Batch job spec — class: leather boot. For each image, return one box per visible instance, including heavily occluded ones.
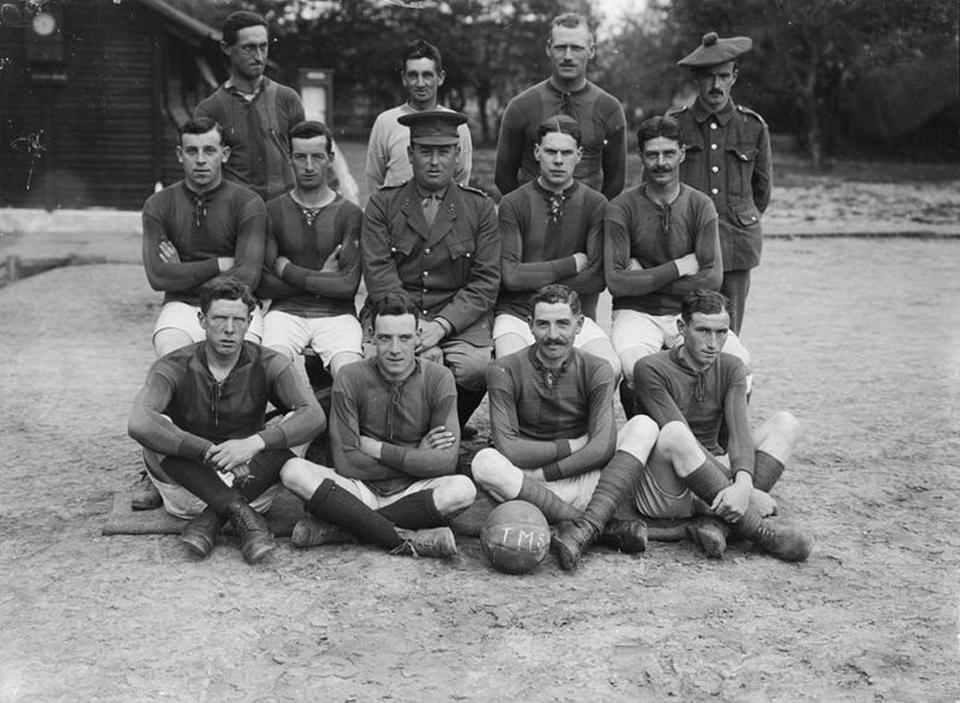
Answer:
[180,507,221,558]
[596,517,648,553]
[224,500,276,564]
[291,517,357,549]
[132,470,162,510]
[738,519,812,562]
[552,520,596,571]
[393,527,458,558]
[686,516,729,558]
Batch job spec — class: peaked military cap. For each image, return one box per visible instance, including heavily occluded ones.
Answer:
[678,32,753,68]
[398,110,468,146]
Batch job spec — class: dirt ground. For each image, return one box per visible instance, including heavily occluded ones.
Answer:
[1,233,958,702]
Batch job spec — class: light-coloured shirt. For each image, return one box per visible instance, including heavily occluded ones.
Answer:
[364,103,473,197]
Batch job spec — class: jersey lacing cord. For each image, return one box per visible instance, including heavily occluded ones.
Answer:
[694,372,705,402]
[660,201,672,239]
[385,381,404,441]
[210,380,223,426]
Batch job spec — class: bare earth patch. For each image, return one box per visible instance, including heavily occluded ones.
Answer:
[1,235,959,701]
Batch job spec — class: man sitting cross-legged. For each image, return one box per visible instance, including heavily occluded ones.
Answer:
[472,284,659,571]
[633,289,811,561]
[280,293,476,558]
[127,276,325,564]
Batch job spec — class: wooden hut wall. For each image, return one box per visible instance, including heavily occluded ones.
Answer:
[0,3,165,210]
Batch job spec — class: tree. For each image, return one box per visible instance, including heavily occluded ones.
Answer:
[600,0,959,165]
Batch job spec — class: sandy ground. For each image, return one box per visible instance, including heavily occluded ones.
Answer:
[1,233,958,701]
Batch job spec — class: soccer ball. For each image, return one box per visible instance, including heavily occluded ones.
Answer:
[479,500,550,574]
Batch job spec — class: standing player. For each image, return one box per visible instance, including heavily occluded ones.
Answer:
[136,117,267,509]
[495,115,618,376]
[257,121,364,379]
[472,284,659,571]
[605,115,750,416]
[633,289,810,561]
[365,39,473,197]
[280,293,475,558]
[128,277,325,564]
[495,12,626,200]
[669,32,772,335]
[362,110,500,431]
[196,11,305,202]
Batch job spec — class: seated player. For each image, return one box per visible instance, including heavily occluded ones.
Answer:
[633,289,811,561]
[494,115,619,377]
[127,277,325,564]
[280,293,476,559]
[257,120,364,378]
[605,115,750,415]
[142,117,267,358]
[472,284,659,571]
[135,117,268,510]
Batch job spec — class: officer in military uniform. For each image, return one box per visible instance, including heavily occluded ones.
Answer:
[362,110,500,430]
[668,32,772,335]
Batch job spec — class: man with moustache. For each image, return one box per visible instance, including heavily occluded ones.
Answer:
[473,284,659,571]
[362,110,500,431]
[669,32,772,335]
[196,10,305,202]
[494,115,618,377]
[605,115,751,417]
[495,12,627,200]
[365,39,473,196]
[257,121,364,379]
[128,277,325,564]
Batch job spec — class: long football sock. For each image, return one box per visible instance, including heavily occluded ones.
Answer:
[306,480,403,549]
[517,475,581,523]
[752,450,785,492]
[580,450,644,534]
[377,490,446,529]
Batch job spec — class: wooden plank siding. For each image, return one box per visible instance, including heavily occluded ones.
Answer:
[0,1,219,210]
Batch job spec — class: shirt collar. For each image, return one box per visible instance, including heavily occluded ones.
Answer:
[546,77,591,97]
[528,344,574,378]
[224,75,269,99]
[691,97,735,125]
[371,355,422,386]
[533,178,579,199]
[413,182,449,201]
[193,340,253,377]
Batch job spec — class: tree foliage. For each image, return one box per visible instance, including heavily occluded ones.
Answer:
[251,0,593,143]
[597,0,959,163]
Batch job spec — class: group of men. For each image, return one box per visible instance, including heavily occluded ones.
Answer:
[127,10,810,570]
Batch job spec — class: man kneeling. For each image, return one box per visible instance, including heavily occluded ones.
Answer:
[633,289,811,561]
[472,284,658,571]
[280,293,475,558]
[128,277,325,563]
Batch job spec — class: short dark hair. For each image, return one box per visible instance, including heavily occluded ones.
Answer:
[198,276,258,315]
[529,284,582,318]
[400,39,443,74]
[680,289,729,323]
[370,292,420,327]
[549,13,593,44]
[222,11,269,46]
[636,115,682,152]
[288,120,335,155]
[179,117,225,146]
[536,114,582,146]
